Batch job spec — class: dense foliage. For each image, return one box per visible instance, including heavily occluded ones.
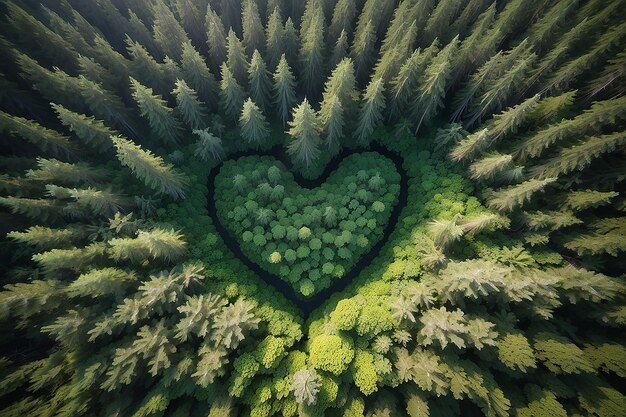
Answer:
[0,0,624,416]
[216,153,400,296]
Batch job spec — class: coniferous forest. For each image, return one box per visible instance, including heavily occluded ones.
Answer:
[0,0,625,415]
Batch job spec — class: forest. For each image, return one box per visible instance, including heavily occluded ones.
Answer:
[0,0,624,416]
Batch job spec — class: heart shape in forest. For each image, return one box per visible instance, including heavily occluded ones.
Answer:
[211,150,402,301]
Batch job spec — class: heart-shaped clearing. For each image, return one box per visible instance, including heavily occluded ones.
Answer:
[214,151,401,298]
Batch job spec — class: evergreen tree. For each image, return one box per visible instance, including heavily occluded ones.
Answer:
[180,41,218,107]
[152,1,190,61]
[411,36,459,133]
[172,79,208,130]
[299,8,326,98]
[248,50,272,114]
[226,29,249,86]
[422,0,465,46]
[111,135,186,199]
[329,29,349,70]
[130,77,183,144]
[205,5,228,69]
[389,44,438,121]
[126,37,169,96]
[355,78,386,144]
[283,17,299,68]
[265,7,285,71]
[242,0,265,57]
[219,63,245,123]
[51,103,115,152]
[321,95,344,151]
[0,111,73,157]
[193,128,225,162]
[319,58,358,124]
[239,98,270,148]
[350,19,376,85]
[371,21,418,86]
[273,54,297,127]
[328,0,357,46]
[287,99,321,167]
[488,178,558,212]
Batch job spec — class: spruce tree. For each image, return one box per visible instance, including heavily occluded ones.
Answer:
[355,78,386,144]
[219,63,245,123]
[180,41,218,107]
[283,17,300,68]
[321,95,344,151]
[193,128,225,162]
[329,29,349,70]
[111,135,186,199]
[239,98,270,148]
[242,0,265,57]
[126,37,169,96]
[350,19,376,85]
[205,5,228,69]
[265,7,285,71]
[130,77,183,144]
[172,79,208,130]
[287,98,321,167]
[299,8,326,98]
[226,29,249,86]
[389,44,438,121]
[273,54,297,127]
[411,36,460,133]
[51,103,115,152]
[248,50,272,114]
[0,111,73,157]
[328,0,357,45]
[152,1,189,61]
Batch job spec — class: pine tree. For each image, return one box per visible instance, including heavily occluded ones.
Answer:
[422,0,465,46]
[226,29,249,86]
[152,1,189,61]
[319,58,358,130]
[350,19,376,85]
[248,50,272,114]
[273,54,297,127]
[411,36,459,133]
[372,21,418,86]
[26,157,108,184]
[239,98,270,148]
[193,128,225,162]
[515,95,626,160]
[299,8,326,98]
[329,29,349,70]
[328,0,357,46]
[126,37,169,96]
[180,41,218,107]
[172,79,208,130]
[582,49,626,100]
[219,63,245,123]
[109,228,187,264]
[320,95,344,151]
[111,135,186,199]
[355,78,386,145]
[130,77,183,144]
[530,132,626,179]
[389,44,438,121]
[205,5,228,68]
[0,111,73,157]
[469,153,514,181]
[283,17,299,67]
[287,99,321,167]
[466,49,537,127]
[487,178,558,212]
[242,0,265,57]
[265,7,285,71]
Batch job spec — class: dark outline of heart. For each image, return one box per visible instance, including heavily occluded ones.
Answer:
[207,142,408,316]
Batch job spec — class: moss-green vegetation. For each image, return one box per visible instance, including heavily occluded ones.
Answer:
[1,0,625,416]
[216,153,400,296]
